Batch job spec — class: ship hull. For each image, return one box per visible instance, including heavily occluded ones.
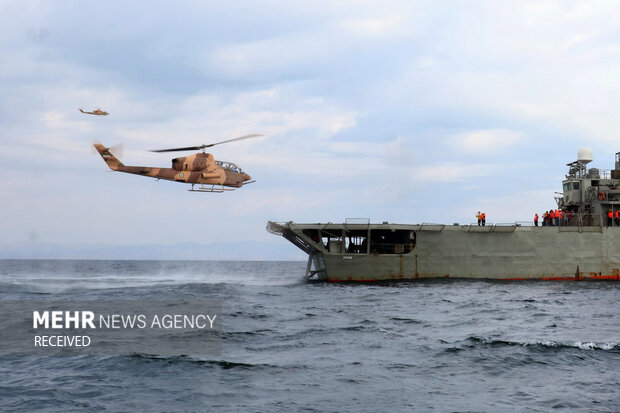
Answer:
[268,222,620,282]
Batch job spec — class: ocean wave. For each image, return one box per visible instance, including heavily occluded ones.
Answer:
[121,354,309,372]
[223,329,275,338]
[389,317,423,324]
[465,336,619,351]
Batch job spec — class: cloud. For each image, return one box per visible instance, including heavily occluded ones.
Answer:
[1,0,619,254]
[42,111,92,133]
[338,13,409,38]
[415,162,496,182]
[455,129,525,154]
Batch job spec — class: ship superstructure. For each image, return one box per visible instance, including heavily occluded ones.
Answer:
[268,149,620,282]
[558,148,620,225]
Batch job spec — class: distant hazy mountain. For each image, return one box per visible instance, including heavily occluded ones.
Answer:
[0,241,305,261]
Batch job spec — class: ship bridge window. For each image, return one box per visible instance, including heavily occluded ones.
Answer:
[563,183,571,192]
[345,230,368,254]
[572,182,580,190]
[370,230,415,255]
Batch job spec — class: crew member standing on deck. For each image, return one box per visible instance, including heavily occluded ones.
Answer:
[616,210,620,226]
[476,211,482,226]
[554,209,560,226]
[607,209,613,226]
[534,213,539,226]
[481,212,486,226]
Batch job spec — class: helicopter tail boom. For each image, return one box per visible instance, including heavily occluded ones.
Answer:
[93,143,125,171]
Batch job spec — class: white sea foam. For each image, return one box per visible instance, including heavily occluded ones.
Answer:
[574,341,617,350]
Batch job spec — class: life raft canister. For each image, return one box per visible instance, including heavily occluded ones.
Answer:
[598,192,606,201]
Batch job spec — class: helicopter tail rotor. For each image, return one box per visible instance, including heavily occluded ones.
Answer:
[92,142,123,158]
[109,143,124,159]
[93,143,125,171]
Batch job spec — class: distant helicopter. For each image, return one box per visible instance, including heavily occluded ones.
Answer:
[93,134,262,192]
[79,108,109,116]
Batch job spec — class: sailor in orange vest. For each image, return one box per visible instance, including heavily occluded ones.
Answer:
[607,209,613,226]
[481,212,486,226]
[554,209,560,226]
[615,210,620,226]
[534,213,539,226]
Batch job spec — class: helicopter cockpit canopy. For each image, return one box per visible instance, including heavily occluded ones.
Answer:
[216,160,244,174]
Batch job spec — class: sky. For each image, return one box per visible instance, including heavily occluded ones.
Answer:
[1,0,620,258]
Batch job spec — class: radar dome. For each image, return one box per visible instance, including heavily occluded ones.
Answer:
[578,147,593,164]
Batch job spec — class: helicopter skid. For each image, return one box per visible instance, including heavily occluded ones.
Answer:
[189,184,235,193]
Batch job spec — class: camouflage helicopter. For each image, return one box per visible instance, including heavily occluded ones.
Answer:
[79,108,109,116]
[93,134,261,192]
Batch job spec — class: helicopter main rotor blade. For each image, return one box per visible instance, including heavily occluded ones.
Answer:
[150,145,204,153]
[204,133,263,148]
[150,134,263,153]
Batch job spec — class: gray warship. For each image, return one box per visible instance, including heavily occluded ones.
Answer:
[267,148,620,282]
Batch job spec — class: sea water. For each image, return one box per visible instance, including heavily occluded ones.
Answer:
[0,260,618,412]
